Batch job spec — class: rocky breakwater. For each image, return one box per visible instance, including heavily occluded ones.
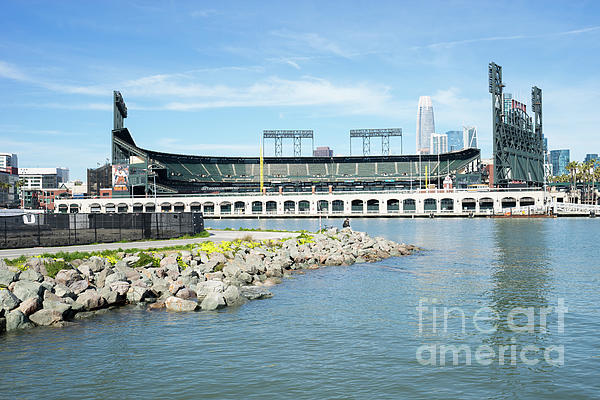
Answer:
[0,228,417,333]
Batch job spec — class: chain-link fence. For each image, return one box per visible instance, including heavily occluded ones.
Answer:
[0,212,204,249]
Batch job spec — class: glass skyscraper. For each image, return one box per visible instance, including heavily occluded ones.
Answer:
[550,149,570,176]
[445,130,463,151]
[416,96,435,154]
[430,133,448,154]
[463,126,478,148]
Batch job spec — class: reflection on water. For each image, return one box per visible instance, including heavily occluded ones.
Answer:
[1,218,599,399]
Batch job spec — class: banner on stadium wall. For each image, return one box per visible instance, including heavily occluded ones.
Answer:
[112,164,129,191]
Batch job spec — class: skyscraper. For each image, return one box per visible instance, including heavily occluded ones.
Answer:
[430,133,448,154]
[416,96,435,155]
[445,131,463,151]
[584,154,598,164]
[550,149,570,176]
[463,126,478,148]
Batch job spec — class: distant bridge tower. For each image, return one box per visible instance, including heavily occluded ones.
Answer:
[349,128,403,156]
[263,130,314,157]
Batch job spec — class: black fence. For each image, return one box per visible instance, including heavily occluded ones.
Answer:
[0,212,204,250]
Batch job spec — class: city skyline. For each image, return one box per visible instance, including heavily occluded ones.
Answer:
[1,1,599,179]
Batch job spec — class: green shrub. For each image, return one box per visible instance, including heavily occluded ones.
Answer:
[45,260,72,278]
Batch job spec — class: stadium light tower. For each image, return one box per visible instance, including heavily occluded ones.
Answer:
[263,130,314,157]
[349,129,403,156]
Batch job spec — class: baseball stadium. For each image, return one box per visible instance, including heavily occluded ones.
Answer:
[110,92,482,197]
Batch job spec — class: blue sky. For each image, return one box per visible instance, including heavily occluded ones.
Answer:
[1,0,599,180]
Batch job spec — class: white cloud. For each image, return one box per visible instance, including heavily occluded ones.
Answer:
[415,26,600,50]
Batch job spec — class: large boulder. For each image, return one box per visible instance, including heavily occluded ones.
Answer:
[17,297,41,316]
[99,287,125,306]
[104,272,127,287]
[223,285,244,306]
[165,296,197,312]
[76,290,106,310]
[55,269,81,287]
[69,280,90,295]
[126,286,154,303]
[0,289,20,311]
[240,286,273,300]
[12,281,44,302]
[54,283,75,299]
[200,292,226,311]
[195,280,224,300]
[6,309,34,331]
[87,256,107,273]
[18,268,44,282]
[176,287,196,300]
[25,258,48,276]
[109,281,130,296]
[29,309,63,326]
[0,269,19,286]
[42,300,72,318]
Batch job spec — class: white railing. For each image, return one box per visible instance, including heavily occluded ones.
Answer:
[553,202,600,213]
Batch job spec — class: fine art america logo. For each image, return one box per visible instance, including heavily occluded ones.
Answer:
[415,298,567,367]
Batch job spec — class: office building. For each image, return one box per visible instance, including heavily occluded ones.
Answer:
[445,131,463,151]
[19,167,69,190]
[430,133,448,155]
[584,154,598,164]
[313,146,334,157]
[550,149,570,176]
[0,152,18,173]
[463,126,478,149]
[416,96,435,154]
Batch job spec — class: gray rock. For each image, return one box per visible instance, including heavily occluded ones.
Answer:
[25,258,48,276]
[77,264,94,278]
[0,269,19,286]
[122,255,140,267]
[222,262,242,278]
[18,268,43,282]
[200,292,226,311]
[195,280,224,300]
[0,289,20,311]
[12,281,44,302]
[109,281,130,296]
[87,256,107,272]
[6,309,34,331]
[114,265,140,282]
[99,287,125,306]
[165,296,197,312]
[76,290,106,310]
[69,279,90,294]
[104,272,127,286]
[29,309,63,326]
[42,300,71,317]
[240,286,273,300]
[17,297,41,316]
[126,286,154,303]
[223,285,244,306]
[55,269,81,287]
[176,287,196,300]
[54,283,75,298]
[95,267,111,288]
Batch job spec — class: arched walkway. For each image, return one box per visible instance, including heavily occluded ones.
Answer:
[351,199,364,213]
[387,199,400,213]
[424,198,437,212]
[403,199,416,212]
[367,199,379,213]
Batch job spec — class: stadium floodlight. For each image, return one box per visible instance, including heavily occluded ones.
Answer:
[349,128,402,156]
[489,62,544,187]
[113,91,127,130]
[263,130,314,157]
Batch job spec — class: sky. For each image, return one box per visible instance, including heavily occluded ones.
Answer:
[1,0,599,180]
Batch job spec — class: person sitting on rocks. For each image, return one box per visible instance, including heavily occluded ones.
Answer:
[342,218,350,228]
